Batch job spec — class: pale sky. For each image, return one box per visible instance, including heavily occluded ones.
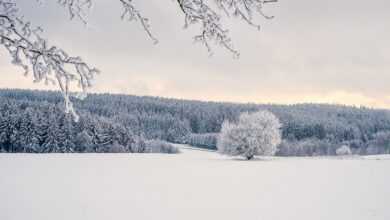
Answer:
[1,0,390,108]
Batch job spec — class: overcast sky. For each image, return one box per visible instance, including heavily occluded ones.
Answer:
[1,0,390,108]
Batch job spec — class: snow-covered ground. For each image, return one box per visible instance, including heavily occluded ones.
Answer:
[1,145,389,220]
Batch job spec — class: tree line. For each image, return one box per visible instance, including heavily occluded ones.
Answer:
[1,89,390,155]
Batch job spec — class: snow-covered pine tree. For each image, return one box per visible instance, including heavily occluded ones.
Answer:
[41,108,62,152]
[74,130,94,152]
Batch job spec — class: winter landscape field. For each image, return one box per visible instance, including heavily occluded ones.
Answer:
[2,1,390,220]
[1,145,389,220]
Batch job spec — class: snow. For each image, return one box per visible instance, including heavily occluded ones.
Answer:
[1,145,389,220]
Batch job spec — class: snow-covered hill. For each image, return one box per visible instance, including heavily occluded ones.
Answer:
[1,146,389,220]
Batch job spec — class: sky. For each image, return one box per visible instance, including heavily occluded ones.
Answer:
[1,0,390,108]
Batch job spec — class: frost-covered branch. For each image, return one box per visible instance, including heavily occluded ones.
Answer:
[0,0,99,121]
[177,0,238,57]
[55,0,158,43]
[56,0,277,56]
[176,0,276,57]
[214,0,277,26]
[56,0,93,24]
[119,0,158,44]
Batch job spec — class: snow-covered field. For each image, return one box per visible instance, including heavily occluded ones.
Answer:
[1,145,389,220]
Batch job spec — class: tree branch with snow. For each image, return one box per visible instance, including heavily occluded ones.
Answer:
[0,0,99,121]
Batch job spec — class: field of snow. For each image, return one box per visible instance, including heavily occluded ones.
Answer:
[1,145,389,220]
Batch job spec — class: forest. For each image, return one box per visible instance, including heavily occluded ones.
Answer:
[1,89,390,155]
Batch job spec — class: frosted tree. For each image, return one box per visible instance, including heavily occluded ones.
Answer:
[0,0,277,120]
[335,145,352,156]
[217,110,281,160]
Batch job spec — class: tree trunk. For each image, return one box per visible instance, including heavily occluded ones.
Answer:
[246,155,254,160]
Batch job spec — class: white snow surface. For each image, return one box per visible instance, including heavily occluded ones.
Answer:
[1,145,389,220]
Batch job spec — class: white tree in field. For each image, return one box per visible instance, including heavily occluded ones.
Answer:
[336,145,352,156]
[217,111,281,160]
[0,0,276,120]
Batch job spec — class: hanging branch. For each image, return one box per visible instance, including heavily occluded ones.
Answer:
[0,0,99,121]
[119,0,158,44]
[176,0,277,57]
